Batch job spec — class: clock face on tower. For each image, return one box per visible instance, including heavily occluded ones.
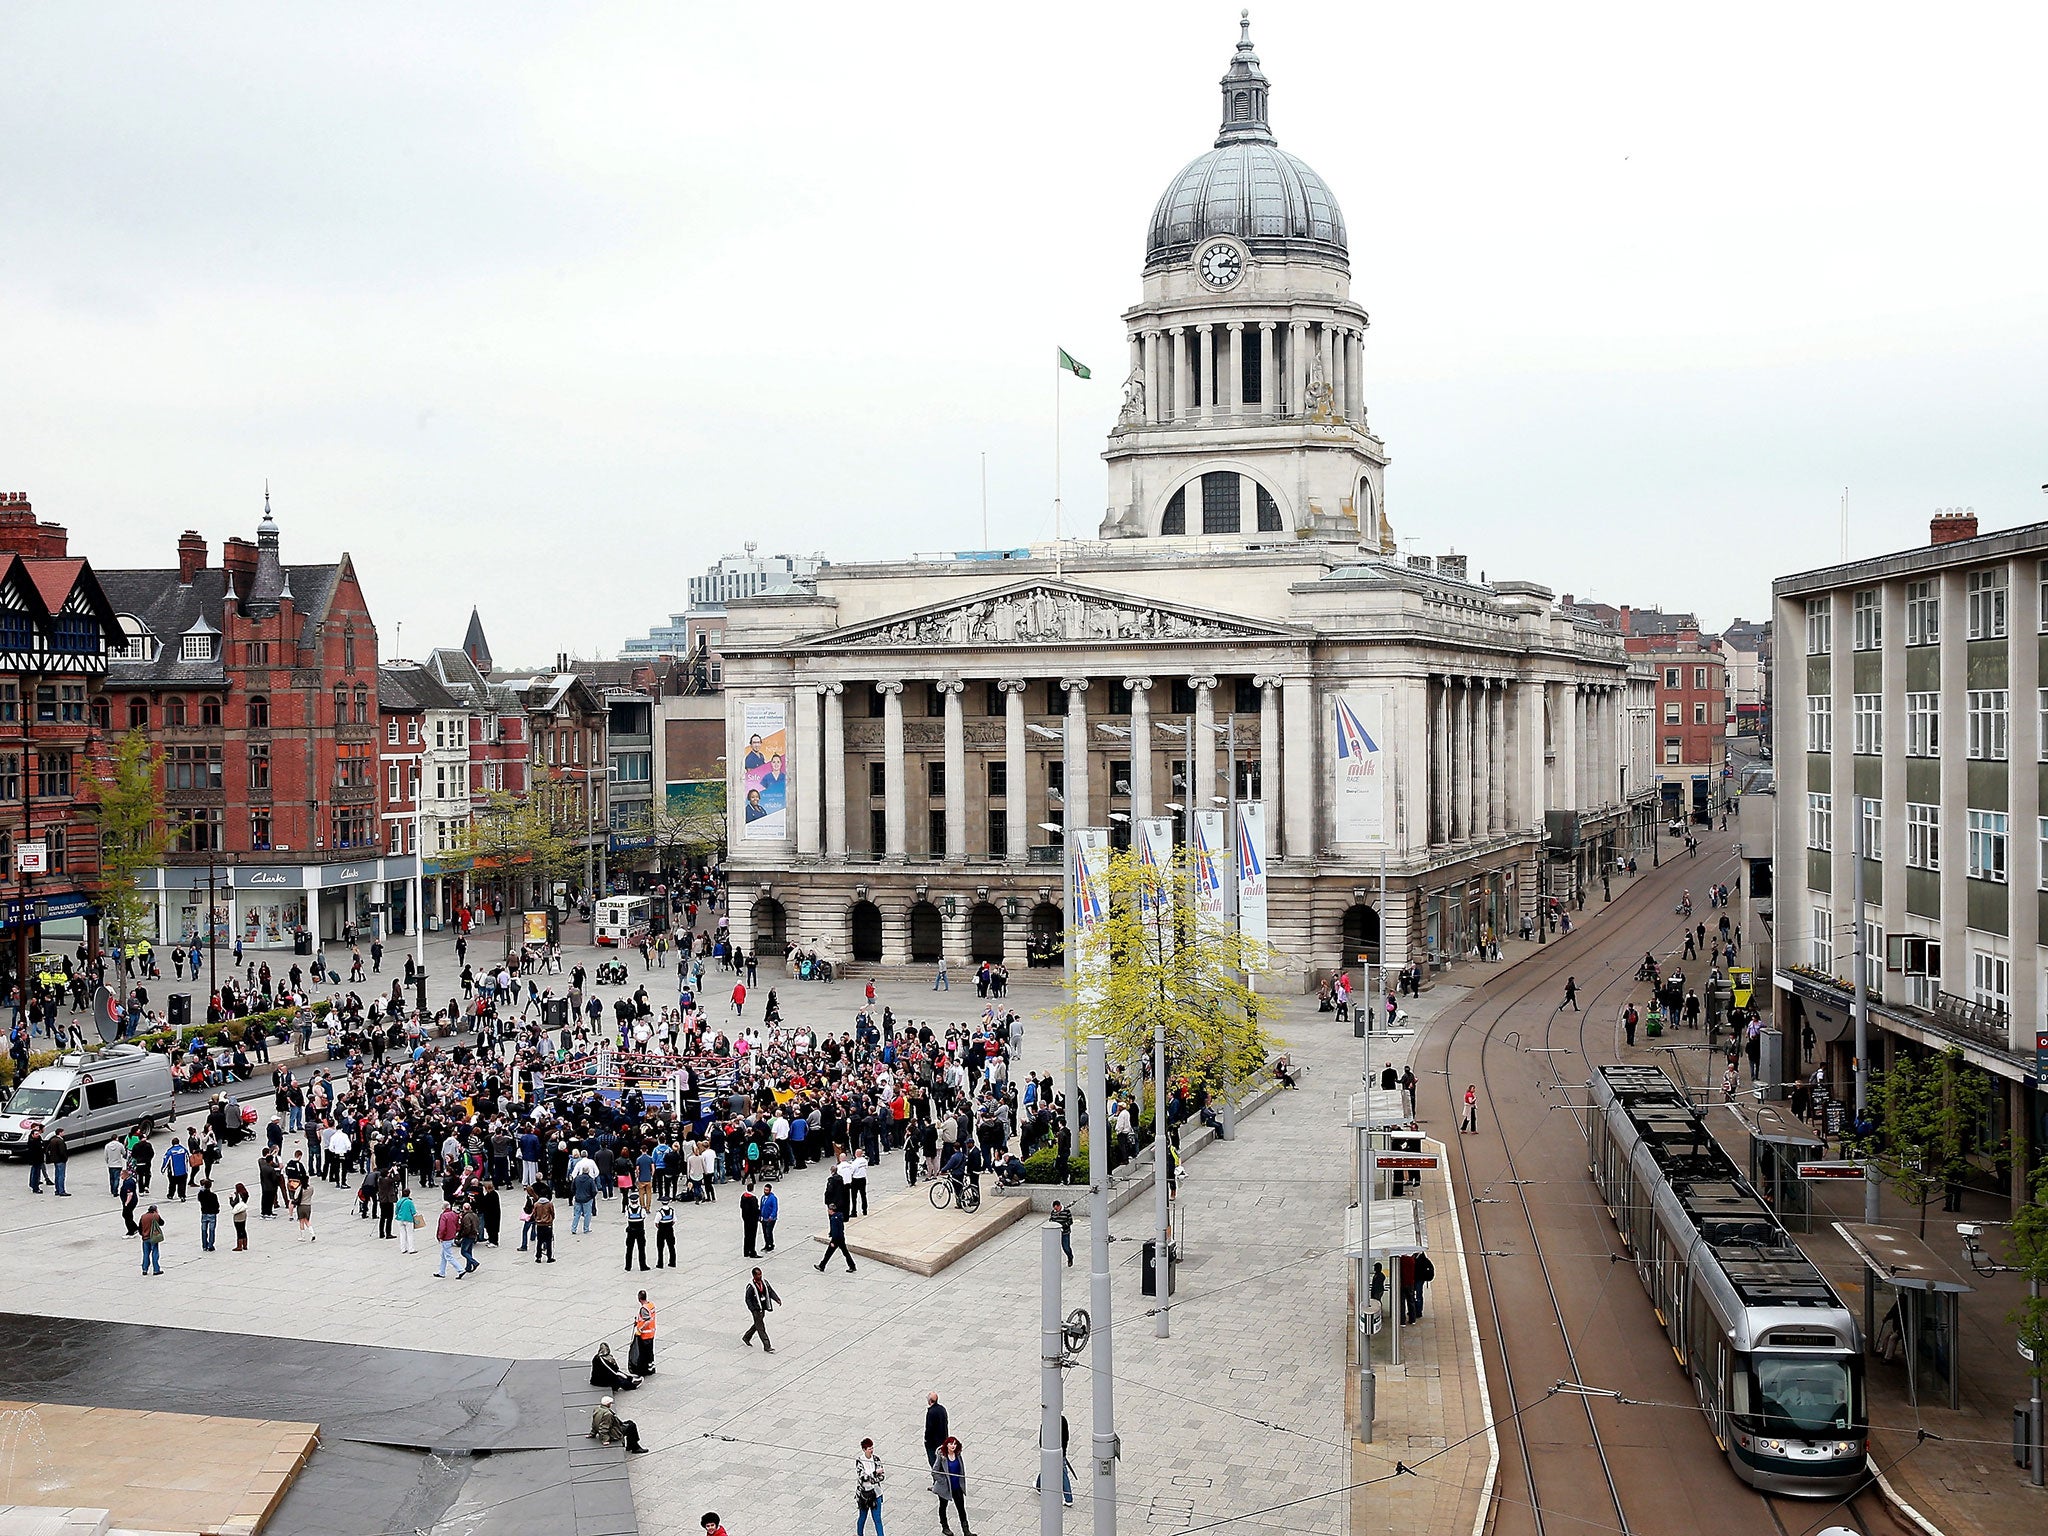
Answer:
[1195,240,1244,290]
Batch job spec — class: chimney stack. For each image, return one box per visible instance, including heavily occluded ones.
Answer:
[1930,507,1978,546]
[176,531,208,584]
[221,536,259,593]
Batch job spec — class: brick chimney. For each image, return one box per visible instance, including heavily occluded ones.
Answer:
[1618,603,1632,634]
[177,530,207,584]
[1930,508,1978,546]
[221,536,259,593]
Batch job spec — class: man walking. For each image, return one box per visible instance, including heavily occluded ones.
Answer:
[924,1392,949,1467]
[1623,1004,1639,1046]
[435,1201,464,1278]
[817,1170,857,1273]
[741,1266,780,1353]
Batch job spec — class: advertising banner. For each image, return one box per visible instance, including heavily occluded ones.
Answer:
[1235,800,1269,964]
[1331,693,1387,843]
[1193,809,1229,931]
[1073,826,1112,1010]
[1137,816,1176,962]
[739,700,789,842]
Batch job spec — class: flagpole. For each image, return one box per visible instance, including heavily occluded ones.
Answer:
[1054,351,1064,581]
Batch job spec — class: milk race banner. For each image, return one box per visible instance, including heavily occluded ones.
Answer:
[1331,693,1387,843]
[739,699,789,842]
[1137,816,1177,961]
[1192,809,1229,931]
[1072,826,1113,1008]
[1234,801,1269,963]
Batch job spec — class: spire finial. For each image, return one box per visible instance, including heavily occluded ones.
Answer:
[264,479,271,517]
[1215,9,1274,146]
[1240,9,1252,47]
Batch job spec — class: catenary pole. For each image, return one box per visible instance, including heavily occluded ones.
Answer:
[1853,795,1879,1224]
[1155,1021,1170,1337]
[1042,1220,1066,1534]
[1088,1033,1118,1535]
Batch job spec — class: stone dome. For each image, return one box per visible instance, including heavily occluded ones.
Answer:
[1143,16,1348,275]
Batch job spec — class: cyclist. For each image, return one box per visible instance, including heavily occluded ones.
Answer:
[942,1144,971,1210]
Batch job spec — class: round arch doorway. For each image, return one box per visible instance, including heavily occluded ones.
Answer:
[849,901,883,964]
[968,902,1005,963]
[1340,903,1380,976]
[908,901,944,964]
[751,897,788,953]
[1028,901,1064,968]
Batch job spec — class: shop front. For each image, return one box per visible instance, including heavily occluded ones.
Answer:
[313,859,380,944]
[230,865,308,951]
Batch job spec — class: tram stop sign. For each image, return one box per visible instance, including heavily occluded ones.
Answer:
[2037,1030,2048,1079]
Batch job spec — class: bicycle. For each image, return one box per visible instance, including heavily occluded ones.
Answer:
[928,1178,981,1213]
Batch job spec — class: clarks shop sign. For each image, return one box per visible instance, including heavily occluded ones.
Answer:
[327,863,374,884]
[232,867,304,889]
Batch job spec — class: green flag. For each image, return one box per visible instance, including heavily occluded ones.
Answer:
[1057,348,1091,380]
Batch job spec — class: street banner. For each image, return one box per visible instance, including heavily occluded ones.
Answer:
[1193,809,1228,931]
[1073,826,1112,1009]
[739,698,789,842]
[1331,693,1387,843]
[1235,801,1269,964]
[1138,816,1177,962]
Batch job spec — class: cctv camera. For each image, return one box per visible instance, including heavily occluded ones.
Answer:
[1956,1223,1982,1240]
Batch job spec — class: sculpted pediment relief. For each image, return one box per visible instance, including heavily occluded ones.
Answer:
[806,583,1300,650]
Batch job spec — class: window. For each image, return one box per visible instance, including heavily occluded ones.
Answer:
[1664,739,1681,764]
[1905,692,1939,757]
[167,696,186,727]
[335,743,371,789]
[244,640,270,666]
[1255,484,1282,532]
[2041,561,2048,631]
[1047,760,1065,795]
[386,763,404,802]
[1967,689,2008,760]
[1861,797,1882,860]
[1852,694,1882,754]
[200,695,220,726]
[173,807,221,853]
[1664,666,1681,689]
[1863,918,1884,992]
[334,687,348,725]
[1664,703,1681,724]
[986,761,1008,797]
[1806,694,1832,753]
[35,751,70,799]
[1694,701,1708,725]
[1851,589,1881,651]
[408,718,420,744]
[611,752,651,783]
[868,761,886,797]
[247,695,268,728]
[1694,666,1708,690]
[0,753,16,800]
[1811,906,1834,972]
[1971,951,2011,1016]
[924,682,946,717]
[1967,568,2007,639]
[248,744,269,790]
[331,807,373,849]
[1160,486,1185,536]
[1807,792,1832,851]
[387,719,400,744]
[1905,579,1939,646]
[927,761,945,796]
[1110,759,1132,796]
[354,687,368,725]
[127,697,148,730]
[342,629,356,673]
[870,807,887,852]
[2040,818,2048,891]
[1200,470,1239,535]
[1906,803,1940,870]
[51,616,96,654]
[90,695,109,730]
[987,809,1008,859]
[180,632,214,662]
[928,808,946,859]
[1967,809,2009,883]
[1805,597,1831,655]
[169,746,222,792]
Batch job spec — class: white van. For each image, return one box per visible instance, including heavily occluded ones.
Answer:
[595,895,652,947]
[0,1045,176,1154]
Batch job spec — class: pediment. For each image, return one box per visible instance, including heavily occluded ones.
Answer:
[802,581,1305,650]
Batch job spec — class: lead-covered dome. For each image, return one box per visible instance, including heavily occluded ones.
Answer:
[1144,16,1348,275]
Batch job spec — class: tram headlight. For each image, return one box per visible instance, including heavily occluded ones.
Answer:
[1759,1438,1786,1455]
[1827,1440,1860,1457]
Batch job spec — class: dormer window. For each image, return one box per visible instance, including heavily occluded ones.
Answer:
[116,616,157,661]
[0,611,31,652]
[181,633,216,662]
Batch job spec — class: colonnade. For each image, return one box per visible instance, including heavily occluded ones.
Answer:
[1130,316,1365,426]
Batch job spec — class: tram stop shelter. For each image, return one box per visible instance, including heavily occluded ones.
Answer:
[1832,1223,1975,1411]
[1733,1100,1824,1231]
[1345,1197,1427,1365]
[1346,1089,1409,1131]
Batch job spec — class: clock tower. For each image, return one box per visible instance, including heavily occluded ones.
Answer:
[1100,14,1393,552]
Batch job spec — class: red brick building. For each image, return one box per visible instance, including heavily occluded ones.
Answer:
[100,496,393,950]
[0,494,122,990]
[1574,600,1727,818]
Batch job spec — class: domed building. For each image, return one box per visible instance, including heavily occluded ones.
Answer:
[1100,16,1391,551]
[715,19,1658,988]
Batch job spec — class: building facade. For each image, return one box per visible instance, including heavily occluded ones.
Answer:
[719,24,1656,985]
[1721,616,1771,739]
[0,495,120,988]
[1625,627,1727,817]
[1770,510,2045,1207]
[378,661,472,929]
[101,497,404,948]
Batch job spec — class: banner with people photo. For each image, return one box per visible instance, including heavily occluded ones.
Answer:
[1330,692,1387,843]
[739,700,789,842]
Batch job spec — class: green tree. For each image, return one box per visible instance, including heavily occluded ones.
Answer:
[1053,844,1281,1102]
[450,770,582,962]
[2010,1159,2048,1389]
[649,802,725,876]
[1859,1046,1999,1239]
[89,729,171,959]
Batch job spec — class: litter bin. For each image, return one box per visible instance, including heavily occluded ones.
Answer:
[166,992,190,1030]
[1141,1238,1175,1298]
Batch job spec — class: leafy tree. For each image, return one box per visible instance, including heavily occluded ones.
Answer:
[1858,1046,1999,1239]
[649,802,725,877]
[1052,844,1281,1102]
[449,770,582,961]
[88,730,170,959]
[2011,1159,2048,1388]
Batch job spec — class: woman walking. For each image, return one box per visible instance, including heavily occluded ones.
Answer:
[930,1436,973,1536]
[395,1186,419,1253]
[229,1183,250,1250]
[294,1178,316,1241]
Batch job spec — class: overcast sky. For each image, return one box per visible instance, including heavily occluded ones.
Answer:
[6,2,2045,656]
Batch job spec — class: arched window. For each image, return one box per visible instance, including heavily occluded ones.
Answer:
[1256,484,1283,532]
[1201,470,1240,534]
[248,694,269,728]
[200,695,222,726]
[1233,90,1250,121]
[167,697,186,727]
[127,697,148,730]
[1160,486,1186,536]
[90,695,111,730]
[334,686,348,725]
[343,626,356,673]
[354,686,368,724]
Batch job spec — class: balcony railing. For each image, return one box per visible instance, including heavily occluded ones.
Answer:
[1929,989,2012,1052]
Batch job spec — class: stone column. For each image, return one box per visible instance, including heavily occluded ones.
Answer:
[1331,328,1346,423]
[938,680,966,864]
[1469,679,1488,842]
[1000,679,1028,865]
[1488,681,1507,835]
[1225,321,1243,415]
[1282,674,1314,858]
[823,682,847,860]
[1289,322,1307,415]
[794,685,821,857]
[1318,324,1333,401]
[1125,678,1154,820]
[1197,325,1215,423]
[1191,676,1219,816]
[1143,331,1161,425]
[1450,676,1470,843]
[1430,675,1451,848]
[879,681,906,861]
[1256,676,1281,835]
[1258,322,1275,417]
[1168,328,1185,421]
[1062,678,1091,832]
[1350,331,1365,419]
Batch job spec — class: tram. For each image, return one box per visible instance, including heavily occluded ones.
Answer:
[1587,1064,1867,1495]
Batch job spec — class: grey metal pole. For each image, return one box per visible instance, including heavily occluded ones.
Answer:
[2031,1274,2045,1485]
[1062,723,1079,1144]
[1852,796,1879,1223]
[1087,1033,1118,1535]
[1154,1022,1169,1338]
[1377,845,1388,1026]
[1042,1220,1067,1533]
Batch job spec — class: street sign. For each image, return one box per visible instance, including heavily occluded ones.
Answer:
[1797,1161,1867,1181]
[2036,1030,2047,1081]
[1374,1154,1439,1170]
[2021,1340,2036,1364]
[15,842,45,873]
